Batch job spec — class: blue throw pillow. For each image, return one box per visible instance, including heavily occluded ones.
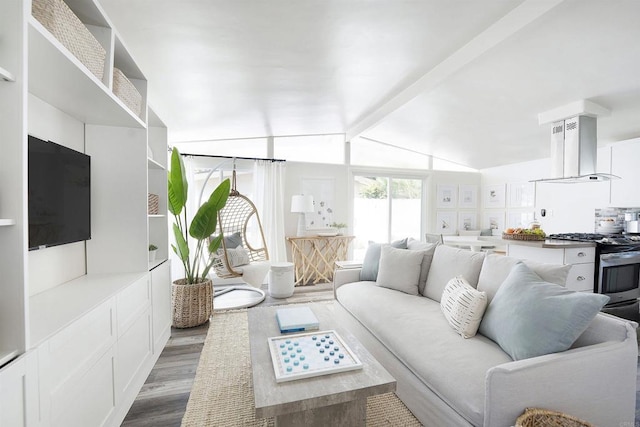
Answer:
[478,262,609,360]
[223,232,243,249]
[359,238,408,281]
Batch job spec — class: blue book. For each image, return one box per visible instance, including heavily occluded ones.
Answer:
[276,307,319,333]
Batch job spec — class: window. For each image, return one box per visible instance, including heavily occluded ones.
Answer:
[352,174,423,260]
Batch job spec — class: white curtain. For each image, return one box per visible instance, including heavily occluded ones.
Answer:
[253,160,287,262]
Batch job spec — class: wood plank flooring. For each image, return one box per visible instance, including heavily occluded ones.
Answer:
[122,282,640,426]
[121,282,334,427]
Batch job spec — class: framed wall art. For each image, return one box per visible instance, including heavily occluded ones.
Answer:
[458,184,478,209]
[436,184,457,208]
[483,184,506,208]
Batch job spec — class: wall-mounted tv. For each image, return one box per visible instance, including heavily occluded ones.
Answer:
[28,135,91,250]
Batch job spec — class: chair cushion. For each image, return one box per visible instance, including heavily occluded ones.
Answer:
[478,262,610,360]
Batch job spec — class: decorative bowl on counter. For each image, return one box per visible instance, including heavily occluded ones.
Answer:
[502,227,546,241]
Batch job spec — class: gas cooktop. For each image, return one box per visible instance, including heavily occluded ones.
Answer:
[548,233,640,246]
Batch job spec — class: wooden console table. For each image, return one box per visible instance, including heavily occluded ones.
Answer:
[287,235,354,285]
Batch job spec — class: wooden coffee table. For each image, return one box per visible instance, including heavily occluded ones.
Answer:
[248,302,396,426]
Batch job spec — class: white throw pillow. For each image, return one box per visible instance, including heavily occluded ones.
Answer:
[226,246,250,267]
[441,276,488,338]
[376,245,423,295]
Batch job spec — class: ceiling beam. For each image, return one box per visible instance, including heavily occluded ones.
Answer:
[346,0,566,141]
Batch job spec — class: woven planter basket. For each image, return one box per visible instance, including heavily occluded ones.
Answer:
[171,279,213,328]
[32,0,106,81]
[515,408,594,427]
[113,67,142,118]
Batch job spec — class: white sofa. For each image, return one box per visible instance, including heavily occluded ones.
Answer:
[333,243,638,427]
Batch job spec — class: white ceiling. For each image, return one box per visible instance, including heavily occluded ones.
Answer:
[99,0,640,170]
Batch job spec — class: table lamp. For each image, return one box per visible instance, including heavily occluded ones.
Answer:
[291,194,314,237]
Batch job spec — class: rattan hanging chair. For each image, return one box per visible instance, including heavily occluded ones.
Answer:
[211,169,269,279]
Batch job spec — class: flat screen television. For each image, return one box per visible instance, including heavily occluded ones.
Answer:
[28,135,91,250]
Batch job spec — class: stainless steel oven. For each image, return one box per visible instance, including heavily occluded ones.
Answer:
[597,250,640,305]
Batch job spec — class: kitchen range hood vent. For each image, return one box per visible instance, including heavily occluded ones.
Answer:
[531,102,620,183]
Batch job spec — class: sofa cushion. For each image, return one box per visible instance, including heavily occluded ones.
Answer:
[359,238,408,281]
[407,238,438,295]
[423,245,485,301]
[223,231,243,249]
[337,281,511,426]
[441,276,488,338]
[376,245,423,295]
[477,254,571,303]
[478,262,610,360]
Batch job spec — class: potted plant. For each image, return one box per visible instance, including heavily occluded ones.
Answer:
[168,147,230,328]
[148,244,158,262]
[331,222,347,235]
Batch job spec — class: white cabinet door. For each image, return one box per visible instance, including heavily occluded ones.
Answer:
[610,139,640,207]
[0,352,38,427]
[151,261,171,353]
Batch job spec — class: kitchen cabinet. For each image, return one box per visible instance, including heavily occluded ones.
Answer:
[507,244,595,292]
[610,138,640,207]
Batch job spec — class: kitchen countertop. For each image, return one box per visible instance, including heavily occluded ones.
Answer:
[443,235,596,250]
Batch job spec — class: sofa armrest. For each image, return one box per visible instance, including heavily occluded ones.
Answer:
[484,321,638,427]
[333,268,362,294]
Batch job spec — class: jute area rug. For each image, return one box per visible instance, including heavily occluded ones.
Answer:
[181,307,422,426]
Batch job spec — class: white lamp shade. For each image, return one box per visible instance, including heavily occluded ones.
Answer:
[291,195,314,213]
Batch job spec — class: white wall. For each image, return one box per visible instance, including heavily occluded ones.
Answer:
[28,95,87,296]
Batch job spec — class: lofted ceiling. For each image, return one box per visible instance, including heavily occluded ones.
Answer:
[99,0,640,170]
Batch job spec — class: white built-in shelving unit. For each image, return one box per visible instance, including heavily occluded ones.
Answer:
[0,1,170,426]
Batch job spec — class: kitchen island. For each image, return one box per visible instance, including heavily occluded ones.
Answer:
[442,236,596,293]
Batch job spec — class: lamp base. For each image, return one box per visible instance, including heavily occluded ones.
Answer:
[296,213,307,237]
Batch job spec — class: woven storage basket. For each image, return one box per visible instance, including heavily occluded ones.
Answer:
[32,0,106,81]
[516,408,594,427]
[502,232,545,241]
[113,67,142,118]
[148,193,159,215]
[171,279,213,328]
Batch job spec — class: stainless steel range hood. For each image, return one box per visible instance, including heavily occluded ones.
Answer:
[531,101,620,183]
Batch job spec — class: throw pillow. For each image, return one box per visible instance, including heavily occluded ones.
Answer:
[477,254,571,303]
[376,245,423,295]
[359,238,408,281]
[440,276,488,338]
[223,231,243,249]
[478,262,610,360]
[423,245,485,301]
[223,246,250,267]
[407,238,437,295]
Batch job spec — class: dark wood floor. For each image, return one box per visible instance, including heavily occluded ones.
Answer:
[122,282,640,426]
[121,282,334,427]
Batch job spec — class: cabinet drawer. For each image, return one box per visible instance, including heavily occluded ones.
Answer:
[116,307,152,395]
[565,263,595,292]
[43,299,115,389]
[564,247,596,265]
[117,274,151,334]
[507,245,564,265]
[51,347,116,427]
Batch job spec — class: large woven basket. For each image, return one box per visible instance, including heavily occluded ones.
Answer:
[516,408,594,427]
[32,0,106,81]
[113,67,142,118]
[171,279,213,328]
[502,232,545,241]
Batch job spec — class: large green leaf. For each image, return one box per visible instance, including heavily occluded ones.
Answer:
[172,222,189,262]
[189,200,219,240]
[207,178,231,210]
[189,179,230,240]
[167,148,188,215]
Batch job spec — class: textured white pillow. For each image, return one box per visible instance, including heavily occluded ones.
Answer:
[376,245,423,295]
[441,276,488,338]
